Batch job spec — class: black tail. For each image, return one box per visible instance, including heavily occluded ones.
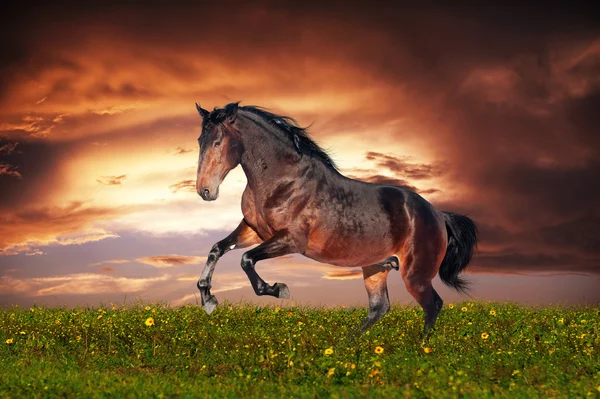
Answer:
[438,212,478,293]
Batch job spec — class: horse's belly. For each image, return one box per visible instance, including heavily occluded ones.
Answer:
[304,250,392,267]
[305,237,396,267]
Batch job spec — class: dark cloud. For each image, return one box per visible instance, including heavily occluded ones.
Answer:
[564,92,600,149]
[476,160,600,224]
[0,163,21,178]
[365,152,445,179]
[0,142,18,155]
[96,175,127,186]
[472,251,599,275]
[535,216,600,256]
[0,138,72,210]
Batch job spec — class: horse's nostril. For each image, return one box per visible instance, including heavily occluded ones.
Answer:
[202,189,210,198]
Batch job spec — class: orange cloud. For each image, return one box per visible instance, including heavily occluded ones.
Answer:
[169,180,195,193]
[364,152,445,180]
[0,163,21,178]
[0,273,170,296]
[174,147,193,155]
[136,255,207,268]
[96,174,127,186]
[0,2,598,308]
[0,142,18,155]
[322,269,363,280]
[0,202,121,255]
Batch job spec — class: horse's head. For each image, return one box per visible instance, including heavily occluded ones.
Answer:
[195,102,243,201]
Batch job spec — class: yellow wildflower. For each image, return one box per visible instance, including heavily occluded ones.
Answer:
[369,369,381,378]
[324,347,334,356]
[145,306,151,311]
[580,320,586,324]
[327,368,335,377]
[374,346,384,354]
[76,336,82,341]
[423,347,432,353]
[145,317,155,326]
[558,318,564,324]
[461,307,468,312]
[19,331,26,335]
[489,310,496,316]
[448,304,454,309]
[6,339,13,344]
[481,333,489,339]
[97,315,103,319]
[297,321,303,326]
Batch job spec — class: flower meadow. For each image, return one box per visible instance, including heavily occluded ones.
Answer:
[0,301,598,398]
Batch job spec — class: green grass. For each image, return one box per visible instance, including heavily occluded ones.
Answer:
[0,301,599,398]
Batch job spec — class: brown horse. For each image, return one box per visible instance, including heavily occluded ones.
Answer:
[195,102,478,336]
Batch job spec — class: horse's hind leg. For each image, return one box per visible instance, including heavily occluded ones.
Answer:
[359,264,391,334]
[402,268,443,337]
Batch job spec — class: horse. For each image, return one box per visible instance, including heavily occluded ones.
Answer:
[194,102,478,336]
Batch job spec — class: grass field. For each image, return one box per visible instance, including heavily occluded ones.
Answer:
[0,300,599,398]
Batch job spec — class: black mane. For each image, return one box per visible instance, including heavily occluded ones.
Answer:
[208,102,337,170]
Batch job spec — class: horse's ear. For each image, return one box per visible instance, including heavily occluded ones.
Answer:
[196,103,209,119]
[224,102,239,124]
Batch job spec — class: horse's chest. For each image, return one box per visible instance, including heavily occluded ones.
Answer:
[241,189,275,240]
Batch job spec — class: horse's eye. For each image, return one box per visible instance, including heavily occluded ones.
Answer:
[214,141,222,147]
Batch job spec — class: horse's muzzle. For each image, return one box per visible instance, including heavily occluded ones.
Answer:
[199,188,218,201]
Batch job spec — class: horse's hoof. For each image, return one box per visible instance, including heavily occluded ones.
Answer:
[203,295,218,314]
[276,283,290,299]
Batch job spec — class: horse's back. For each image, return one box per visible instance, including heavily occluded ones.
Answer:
[305,177,445,267]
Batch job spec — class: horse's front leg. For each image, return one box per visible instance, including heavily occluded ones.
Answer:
[198,219,262,314]
[240,229,304,299]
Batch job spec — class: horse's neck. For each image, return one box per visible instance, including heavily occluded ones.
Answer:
[239,129,305,190]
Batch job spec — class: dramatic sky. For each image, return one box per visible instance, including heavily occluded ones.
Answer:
[1,2,599,308]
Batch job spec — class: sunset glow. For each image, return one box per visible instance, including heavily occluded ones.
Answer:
[1,3,598,307]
